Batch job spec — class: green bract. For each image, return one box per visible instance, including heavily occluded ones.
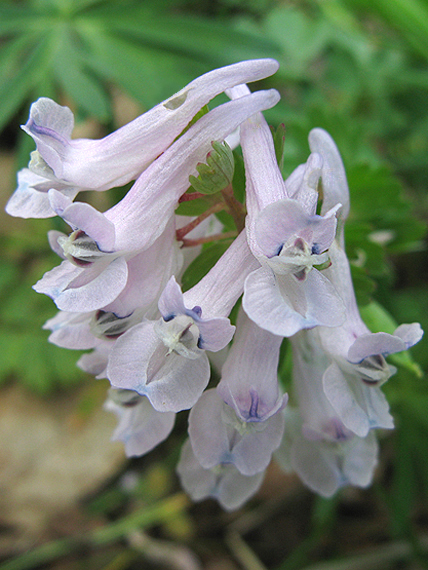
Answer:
[188,141,235,195]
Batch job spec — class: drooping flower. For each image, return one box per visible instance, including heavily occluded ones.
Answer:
[6,59,279,218]
[319,242,423,437]
[228,85,345,337]
[306,128,423,436]
[276,407,379,498]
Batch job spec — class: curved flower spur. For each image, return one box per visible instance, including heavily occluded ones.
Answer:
[6,59,279,218]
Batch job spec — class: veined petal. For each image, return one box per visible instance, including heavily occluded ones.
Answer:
[5,169,78,219]
[285,153,323,214]
[34,257,128,312]
[323,362,394,437]
[107,321,211,412]
[217,308,285,422]
[188,390,232,469]
[251,199,338,259]
[158,276,188,320]
[348,323,424,364]
[44,310,100,349]
[232,412,285,476]
[177,439,265,511]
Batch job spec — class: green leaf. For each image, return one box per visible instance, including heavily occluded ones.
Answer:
[181,240,231,292]
[175,195,214,217]
[53,27,111,120]
[349,263,376,306]
[0,32,55,133]
[79,30,205,109]
[231,150,246,204]
[85,5,280,66]
[0,5,43,35]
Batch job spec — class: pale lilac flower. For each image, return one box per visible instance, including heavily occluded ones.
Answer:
[104,389,175,458]
[177,439,265,511]
[304,128,423,437]
[35,209,181,313]
[6,59,279,218]
[189,389,285,476]
[319,242,423,437]
[33,89,279,313]
[107,231,259,412]
[228,86,345,336]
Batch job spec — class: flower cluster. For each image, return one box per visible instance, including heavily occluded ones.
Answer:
[7,60,423,510]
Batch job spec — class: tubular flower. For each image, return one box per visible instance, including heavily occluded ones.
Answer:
[32,88,279,313]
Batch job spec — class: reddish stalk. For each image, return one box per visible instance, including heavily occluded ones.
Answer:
[181,231,237,248]
[176,202,224,242]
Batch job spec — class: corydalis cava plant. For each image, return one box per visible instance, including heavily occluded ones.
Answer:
[5,59,423,512]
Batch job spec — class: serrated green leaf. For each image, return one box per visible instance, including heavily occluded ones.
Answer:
[189,141,234,195]
[181,240,231,292]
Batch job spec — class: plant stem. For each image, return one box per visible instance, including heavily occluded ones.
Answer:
[221,184,246,233]
[176,202,225,241]
[0,493,189,570]
[178,192,206,202]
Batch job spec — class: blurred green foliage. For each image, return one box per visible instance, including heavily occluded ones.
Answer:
[1,0,428,568]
